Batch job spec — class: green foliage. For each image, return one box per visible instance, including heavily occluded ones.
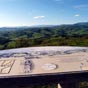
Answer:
[0,44,4,50]
[0,22,88,50]
[14,38,30,48]
[7,41,17,49]
[16,84,57,88]
[79,82,88,88]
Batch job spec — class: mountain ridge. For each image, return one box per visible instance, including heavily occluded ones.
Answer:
[0,22,88,31]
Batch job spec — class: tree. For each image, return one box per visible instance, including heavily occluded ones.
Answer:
[0,45,4,50]
[7,41,17,49]
[15,38,30,48]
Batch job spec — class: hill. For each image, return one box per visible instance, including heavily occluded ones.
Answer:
[0,22,88,50]
[0,22,88,36]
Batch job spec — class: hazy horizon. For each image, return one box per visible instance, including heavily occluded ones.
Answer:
[0,0,88,27]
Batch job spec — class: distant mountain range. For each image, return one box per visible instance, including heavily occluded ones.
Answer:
[0,22,88,31]
[0,22,88,38]
[74,22,88,26]
[0,22,88,50]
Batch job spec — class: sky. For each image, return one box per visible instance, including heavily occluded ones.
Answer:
[0,0,88,27]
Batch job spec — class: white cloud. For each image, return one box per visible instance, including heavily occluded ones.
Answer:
[54,0,62,1]
[74,14,80,17]
[33,16,45,19]
[0,0,23,2]
[54,0,64,3]
[74,4,88,9]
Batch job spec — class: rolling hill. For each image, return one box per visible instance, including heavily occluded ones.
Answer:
[0,22,88,50]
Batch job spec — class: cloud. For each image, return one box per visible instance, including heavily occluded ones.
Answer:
[54,0,64,3]
[0,0,17,2]
[0,0,23,2]
[33,16,45,19]
[74,14,80,17]
[74,4,88,9]
[54,0,62,1]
